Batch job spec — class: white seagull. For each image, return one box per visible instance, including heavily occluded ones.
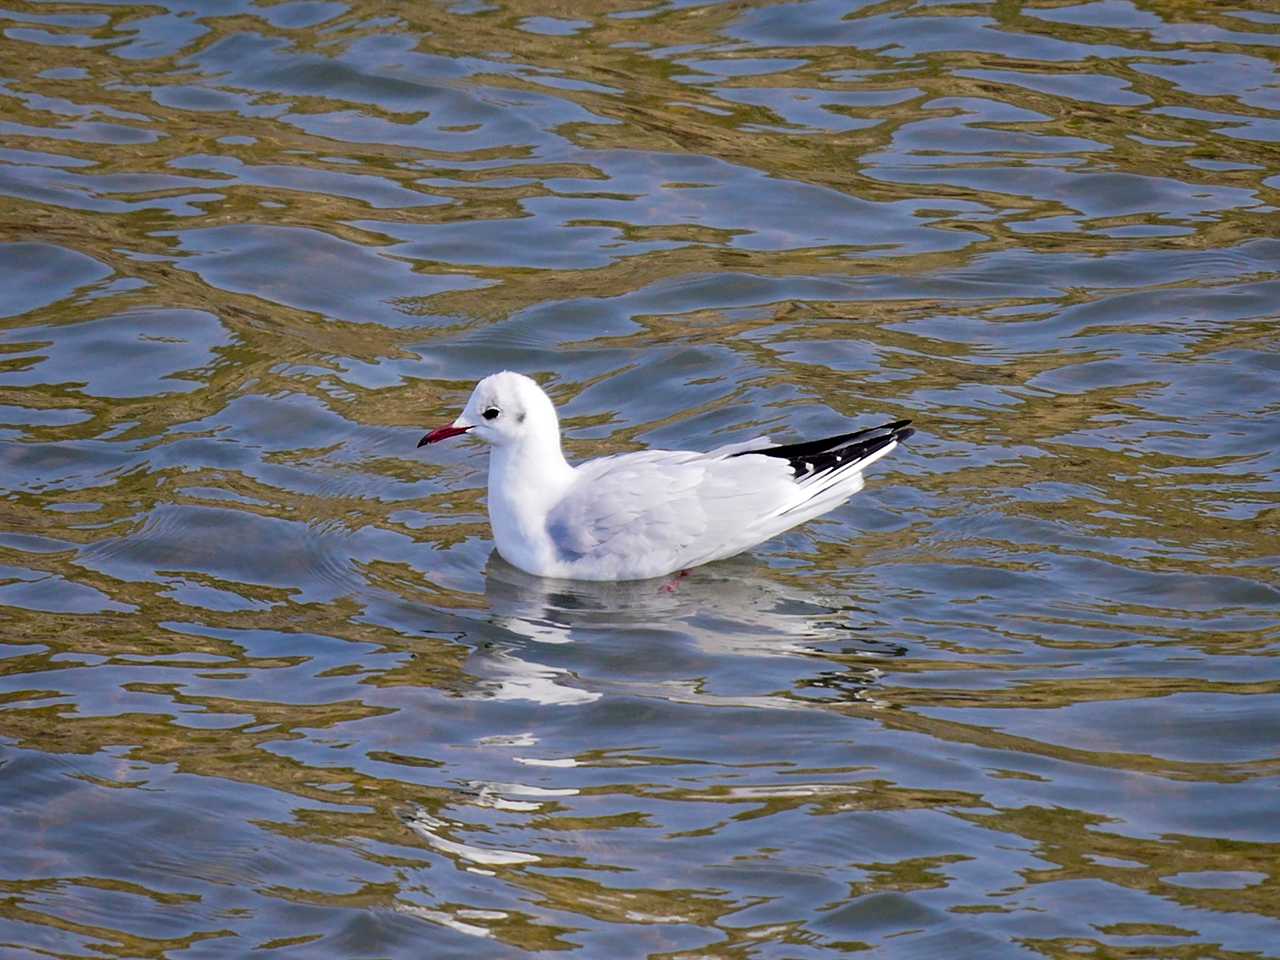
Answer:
[419,372,912,581]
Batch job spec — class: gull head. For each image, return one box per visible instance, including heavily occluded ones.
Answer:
[419,371,560,450]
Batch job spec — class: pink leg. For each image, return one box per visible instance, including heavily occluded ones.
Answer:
[659,570,690,593]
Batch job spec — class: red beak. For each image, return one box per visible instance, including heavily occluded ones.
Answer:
[418,425,471,447]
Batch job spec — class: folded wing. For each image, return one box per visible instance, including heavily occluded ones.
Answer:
[545,420,911,580]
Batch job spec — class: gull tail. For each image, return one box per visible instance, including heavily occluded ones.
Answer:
[732,419,914,521]
[730,419,913,479]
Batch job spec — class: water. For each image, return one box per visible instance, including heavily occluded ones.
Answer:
[1,1,1278,956]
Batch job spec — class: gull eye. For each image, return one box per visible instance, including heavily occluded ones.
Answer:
[482,407,500,421]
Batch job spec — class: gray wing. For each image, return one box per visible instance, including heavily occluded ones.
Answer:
[706,435,772,456]
[546,449,797,579]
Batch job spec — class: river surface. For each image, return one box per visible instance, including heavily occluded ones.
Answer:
[2,1,1279,957]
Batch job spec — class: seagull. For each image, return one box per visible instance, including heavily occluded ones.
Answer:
[419,371,913,581]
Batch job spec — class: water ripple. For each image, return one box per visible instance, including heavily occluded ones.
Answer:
[1,0,1278,956]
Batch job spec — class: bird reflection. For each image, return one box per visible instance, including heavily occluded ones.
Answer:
[455,552,897,707]
[483,552,851,649]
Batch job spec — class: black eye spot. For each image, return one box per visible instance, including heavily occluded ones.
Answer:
[483,407,500,421]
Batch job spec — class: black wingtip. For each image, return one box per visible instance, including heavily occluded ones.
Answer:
[732,417,915,478]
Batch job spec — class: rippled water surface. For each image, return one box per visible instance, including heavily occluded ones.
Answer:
[2,0,1279,956]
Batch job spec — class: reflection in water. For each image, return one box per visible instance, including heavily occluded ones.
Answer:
[484,553,871,649]
[472,554,893,706]
[1,0,1278,955]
